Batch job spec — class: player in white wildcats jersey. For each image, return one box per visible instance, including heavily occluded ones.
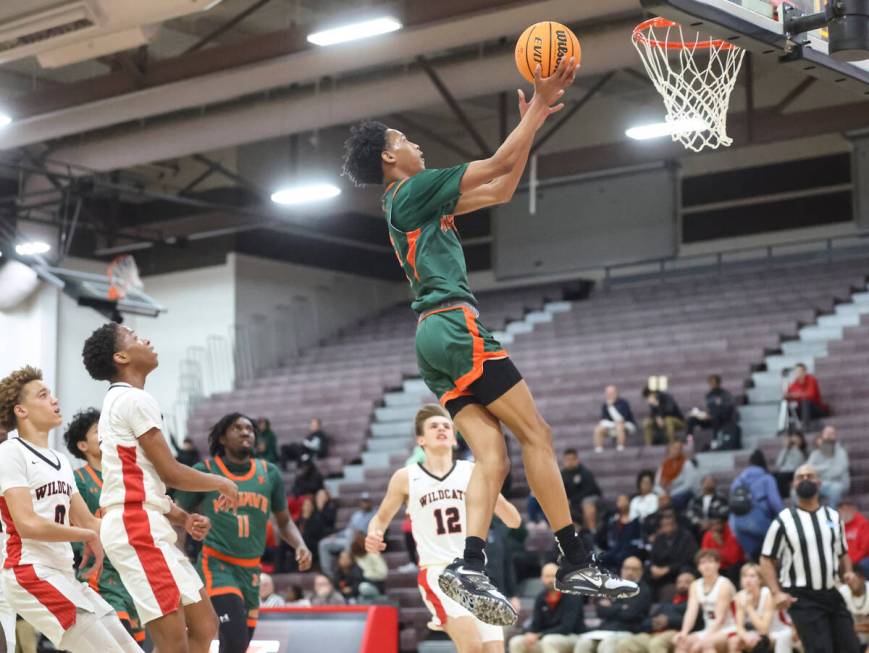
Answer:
[0,366,139,653]
[82,322,238,653]
[675,549,736,653]
[366,404,521,653]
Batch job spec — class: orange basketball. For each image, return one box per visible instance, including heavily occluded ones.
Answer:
[515,21,581,83]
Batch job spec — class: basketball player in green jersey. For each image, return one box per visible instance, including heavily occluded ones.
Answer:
[342,57,638,626]
[174,413,312,653]
[63,408,211,649]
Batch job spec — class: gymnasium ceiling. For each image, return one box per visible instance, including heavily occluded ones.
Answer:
[0,0,867,279]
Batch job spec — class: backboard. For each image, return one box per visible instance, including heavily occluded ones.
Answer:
[35,265,165,321]
[640,0,869,94]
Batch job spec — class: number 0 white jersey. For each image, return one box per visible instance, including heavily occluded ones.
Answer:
[407,460,473,568]
[0,437,76,571]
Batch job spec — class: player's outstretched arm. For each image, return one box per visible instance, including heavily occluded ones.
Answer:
[365,467,409,554]
[494,494,522,529]
[138,428,238,509]
[458,56,577,196]
[274,510,312,571]
[3,487,96,544]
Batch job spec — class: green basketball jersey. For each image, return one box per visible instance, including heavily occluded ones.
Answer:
[175,457,285,560]
[383,164,477,313]
[72,464,119,577]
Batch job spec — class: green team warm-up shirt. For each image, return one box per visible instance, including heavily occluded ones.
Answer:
[175,456,286,560]
[384,164,477,313]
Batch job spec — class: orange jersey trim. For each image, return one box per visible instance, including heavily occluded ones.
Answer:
[214,456,256,482]
[438,306,508,404]
[83,464,103,489]
[203,545,261,568]
[405,228,422,281]
[246,618,258,628]
[208,586,244,599]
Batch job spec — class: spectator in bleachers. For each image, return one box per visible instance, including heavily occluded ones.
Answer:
[526,494,548,529]
[685,375,740,451]
[773,430,807,498]
[561,448,602,532]
[315,488,338,533]
[291,454,325,497]
[785,363,829,425]
[175,436,201,467]
[318,493,375,576]
[259,573,286,607]
[574,557,651,653]
[686,475,729,536]
[806,426,850,508]
[350,532,388,596]
[615,570,697,653]
[630,471,659,522]
[597,494,642,572]
[838,569,869,650]
[309,574,346,606]
[334,550,364,601]
[506,562,585,653]
[486,517,520,608]
[277,496,321,571]
[280,417,330,469]
[283,584,310,607]
[647,510,698,602]
[256,417,279,464]
[699,508,744,583]
[729,450,783,560]
[654,440,699,512]
[594,385,637,453]
[642,388,685,445]
[732,562,794,653]
[673,550,736,653]
[838,498,869,579]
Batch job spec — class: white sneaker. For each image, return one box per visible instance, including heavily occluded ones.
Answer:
[594,447,603,453]
[616,445,624,452]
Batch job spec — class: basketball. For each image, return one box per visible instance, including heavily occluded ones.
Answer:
[515,21,581,83]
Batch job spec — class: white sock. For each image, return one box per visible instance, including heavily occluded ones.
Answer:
[594,447,603,453]
[616,445,624,451]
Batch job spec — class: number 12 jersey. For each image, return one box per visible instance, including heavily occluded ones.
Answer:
[406,460,474,568]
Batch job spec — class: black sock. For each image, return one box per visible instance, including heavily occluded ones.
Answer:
[463,536,487,570]
[554,525,592,566]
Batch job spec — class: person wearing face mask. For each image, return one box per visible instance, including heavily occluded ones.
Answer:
[806,426,850,508]
[759,464,860,653]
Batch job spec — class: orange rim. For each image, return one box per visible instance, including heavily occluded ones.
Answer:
[633,17,738,50]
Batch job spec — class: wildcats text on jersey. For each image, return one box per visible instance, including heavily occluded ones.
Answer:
[419,488,466,508]
[34,481,73,500]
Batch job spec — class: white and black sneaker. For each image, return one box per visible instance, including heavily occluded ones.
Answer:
[554,559,639,599]
[437,558,518,626]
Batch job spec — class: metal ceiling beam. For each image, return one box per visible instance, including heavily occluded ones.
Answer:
[773,77,817,114]
[388,114,479,161]
[416,55,492,157]
[531,71,614,154]
[537,100,869,179]
[183,0,277,54]
[191,154,266,198]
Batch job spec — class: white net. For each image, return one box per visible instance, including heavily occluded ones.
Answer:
[632,18,746,152]
[107,254,144,300]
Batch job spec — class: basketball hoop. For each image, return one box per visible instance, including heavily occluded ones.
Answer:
[107,255,144,301]
[632,17,746,152]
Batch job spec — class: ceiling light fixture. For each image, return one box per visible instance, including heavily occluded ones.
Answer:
[0,113,11,129]
[307,17,402,47]
[625,118,708,140]
[271,183,341,206]
[15,241,51,256]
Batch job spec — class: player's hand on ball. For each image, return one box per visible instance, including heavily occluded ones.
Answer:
[365,529,386,554]
[296,545,313,571]
[533,56,576,107]
[215,477,239,512]
[80,530,104,579]
[185,513,211,541]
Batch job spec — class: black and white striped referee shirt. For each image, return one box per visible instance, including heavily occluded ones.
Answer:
[761,506,848,591]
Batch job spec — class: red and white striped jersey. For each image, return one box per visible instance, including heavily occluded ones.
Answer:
[98,383,172,514]
[407,460,474,568]
[0,437,76,571]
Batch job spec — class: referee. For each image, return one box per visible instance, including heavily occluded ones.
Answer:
[759,463,861,653]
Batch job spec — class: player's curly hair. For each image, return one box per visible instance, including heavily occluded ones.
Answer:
[63,408,101,460]
[342,120,389,186]
[208,412,259,457]
[0,365,43,431]
[82,322,121,381]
